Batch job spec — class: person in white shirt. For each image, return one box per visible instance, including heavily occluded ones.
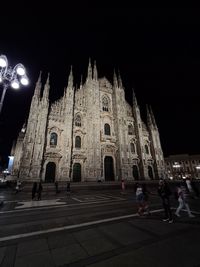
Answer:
[175,183,195,218]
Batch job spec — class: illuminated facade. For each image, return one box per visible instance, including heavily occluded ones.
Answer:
[165,154,200,179]
[11,61,165,182]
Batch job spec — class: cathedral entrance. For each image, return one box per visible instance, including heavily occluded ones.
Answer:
[73,163,81,182]
[132,165,139,180]
[148,165,154,180]
[104,156,114,181]
[45,162,56,183]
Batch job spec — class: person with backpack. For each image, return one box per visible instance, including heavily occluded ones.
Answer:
[175,183,195,218]
[158,179,173,223]
[135,183,145,216]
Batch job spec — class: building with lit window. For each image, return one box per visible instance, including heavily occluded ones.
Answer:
[11,60,165,182]
[165,154,200,179]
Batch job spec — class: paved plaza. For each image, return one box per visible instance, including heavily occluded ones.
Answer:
[0,184,199,266]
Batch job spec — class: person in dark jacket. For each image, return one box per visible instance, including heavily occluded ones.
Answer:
[32,182,37,200]
[66,182,71,197]
[37,182,43,200]
[158,180,173,223]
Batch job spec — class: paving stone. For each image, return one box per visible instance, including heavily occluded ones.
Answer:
[1,245,16,267]
[73,228,101,242]
[0,246,6,265]
[81,237,117,256]
[17,238,49,256]
[98,222,151,245]
[87,230,200,267]
[129,219,191,236]
[51,243,88,266]
[48,232,76,249]
[15,251,55,267]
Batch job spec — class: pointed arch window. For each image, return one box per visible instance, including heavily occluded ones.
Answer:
[75,114,81,127]
[128,124,134,135]
[130,143,136,154]
[104,123,111,135]
[75,136,81,148]
[102,96,109,112]
[145,144,149,154]
[50,133,58,146]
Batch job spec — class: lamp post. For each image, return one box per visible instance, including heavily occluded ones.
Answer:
[0,55,29,114]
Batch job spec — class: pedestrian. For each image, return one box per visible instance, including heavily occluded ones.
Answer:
[66,181,71,196]
[121,179,125,193]
[191,178,199,198]
[157,179,173,223]
[175,183,195,218]
[15,180,21,194]
[55,181,59,194]
[135,183,145,216]
[185,177,195,197]
[142,183,151,215]
[37,181,43,200]
[32,182,37,200]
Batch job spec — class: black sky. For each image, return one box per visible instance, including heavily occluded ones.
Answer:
[1,7,200,167]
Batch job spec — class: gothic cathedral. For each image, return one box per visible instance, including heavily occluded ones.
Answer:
[11,60,165,182]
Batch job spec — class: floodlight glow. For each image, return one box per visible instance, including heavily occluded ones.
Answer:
[11,80,20,89]
[20,77,29,85]
[0,56,7,67]
[196,166,200,170]
[16,66,25,76]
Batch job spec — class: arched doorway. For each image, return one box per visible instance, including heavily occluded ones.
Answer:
[132,165,139,180]
[148,165,154,180]
[73,163,81,182]
[104,156,114,181]
[45,162,56,183]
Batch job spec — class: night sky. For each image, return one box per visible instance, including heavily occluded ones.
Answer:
[1,8,200,167]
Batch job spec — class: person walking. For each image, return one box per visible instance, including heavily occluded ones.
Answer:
[66,181,71,197]
[135,183,145,216]
[55,181,59,194]
[175,183,195,218]
[15,180,21,194]
[121,179,125,194]
[32,182,37,200]
[158,180,173,223]
[142,183,151,215]
[37,182,43,200]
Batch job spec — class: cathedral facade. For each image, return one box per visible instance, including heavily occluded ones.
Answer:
[11,61,165,182]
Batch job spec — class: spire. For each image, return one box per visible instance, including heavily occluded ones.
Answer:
[113,69,118,88]
[34,71,42,97]
[118,69,123,88]
[146,105,153,126]
[80,75,83,89]
[149,105,157,128]
[93,61,98,80]
[21,122,26,133]
[87,58,92,80]
[132,88,138,106]
[42,73,50,100]
[67,66,73,88]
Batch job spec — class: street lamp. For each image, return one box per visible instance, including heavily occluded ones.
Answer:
[0,55,29,114]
